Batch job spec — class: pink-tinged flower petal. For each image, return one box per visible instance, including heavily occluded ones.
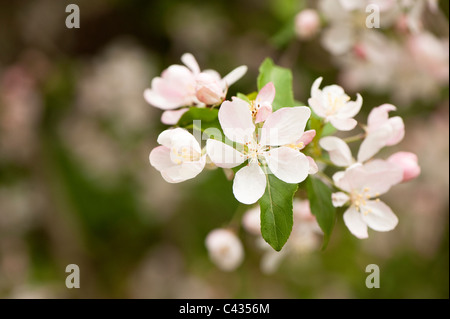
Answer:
[166,128,202,154]
[308,97,327,118]
[206,139,246,168]
[343,206,369,239]
[319,136,353,167]
[360,200,398,232]
[196,83,224,105]
[149,146,175,172]
[357,127,393,163]
[160,109,189,125]
[233,162,266,204]
[256,82,276,105]
[387,151,420,182]
[160,156,206,183]
[219,98,255,144]
[181,53,200,74]
[264,147,309,183]
[307,156,318,174]
[367,104,397,130]
[385,117,404,145]
[310,77,323,99]
[222,65,247,87]
[337,93,363,118]
[255,105,272,124]
[342,160,402,196]
[332,192,350,207]
[297,130,316,148]
[145,65,197,109]
[259,107,311,146]
[333,163,362,192]
[329,117,357,131]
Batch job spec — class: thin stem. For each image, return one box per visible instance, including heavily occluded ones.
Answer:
[343,133,366,143]
[317,171,334,187]
[315,157,338,167]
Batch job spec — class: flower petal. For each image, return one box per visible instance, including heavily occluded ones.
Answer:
[319,136,353,167]
[149,146,175,172]
[385,117,405,146]
[337,93,363,118]
[332,192,350,207]
[256,82,276,105]
[206,139,246,168]
[181,52,200,74]
[360,200,398,232]
[160,109,189,125]
[219,98,255,144]
[161,156,206,183]
[259,106,311,146]
[233,163,266,204]
[264,147,309,183]
[343,206,369,239]
[307,156,318,174]
[329,117,357,131]
[222,65,248,87]
[297,130,316,148]
[357,127,393,162]
[367,104,397,130]
[255,105,273,124]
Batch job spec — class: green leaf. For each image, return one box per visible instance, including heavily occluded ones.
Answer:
[236,93,250,103]
[306,176,336,250]
[257,58,295,110]
[177,107,222,137]
[259,169,298,251]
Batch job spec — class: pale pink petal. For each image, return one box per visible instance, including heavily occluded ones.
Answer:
[256,82,276,105]
[222,65,247,87]
[219,98,255,144]
[332,192,350,207]
[387,152,420,182]
[181,53,200,74]
[168,128,202,154]
[156,129,177,147]
[297,130,316,148]
[360,159,403,196]
[320,136,353,167]
[233,163,266,204]
[308,96,327,118]
[310,77,323,99]
[160,109,189,125]
[255,105,272,123]
[307,156,318,174]
[357,127,393,162]
[367,104,397,130]
[337,93,363,118]
[144,88,179,110]
[329,116,357,131]
[259,107,311,146]
[149,146,175,172]
[206,139,246,168]
[360,200,398,232]
[161,156,206,183]
[385,117,405,145]
[242,206,261,235]
[264,147,309,183]
[343,206,369,239]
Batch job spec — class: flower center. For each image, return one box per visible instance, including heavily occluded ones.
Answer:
[171,146,201,164]
[284,141,305,151]
[326,93,350,116]
[249,100,261,118]
[350,187,380,215]
[244,139,268,164]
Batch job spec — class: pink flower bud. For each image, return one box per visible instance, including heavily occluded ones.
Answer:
[195,73,225,105]
[387,152,420,182]
[294,9,321,40]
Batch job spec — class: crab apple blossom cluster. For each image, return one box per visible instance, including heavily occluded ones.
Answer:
[144,54,420,271]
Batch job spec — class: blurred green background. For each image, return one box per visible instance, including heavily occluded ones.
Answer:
[0,0,448,298]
